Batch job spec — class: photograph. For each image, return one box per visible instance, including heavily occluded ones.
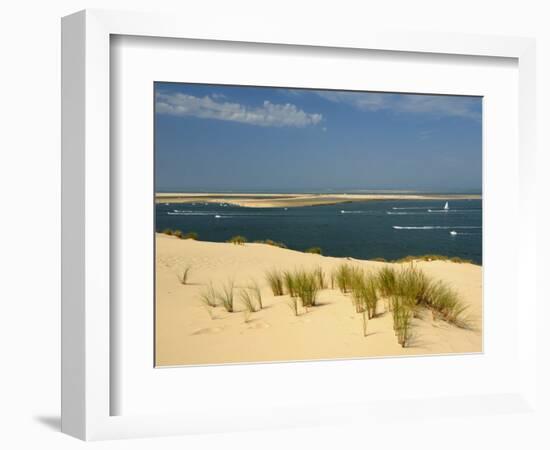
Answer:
[154,83,483,366]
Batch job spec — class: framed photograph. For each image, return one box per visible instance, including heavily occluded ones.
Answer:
[61,9,537,440]
[153,82,483,367]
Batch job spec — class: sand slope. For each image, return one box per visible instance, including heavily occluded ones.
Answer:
[155,234,482,366]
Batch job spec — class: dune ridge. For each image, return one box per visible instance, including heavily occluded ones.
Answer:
[155,234,482,366]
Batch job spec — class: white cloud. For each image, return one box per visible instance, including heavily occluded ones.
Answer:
[156,92,323,127]
[317,91,480,120]
[317,91,388,111]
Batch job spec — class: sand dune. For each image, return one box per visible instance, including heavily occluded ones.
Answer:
[155,234,482,366]
[155,192,481,208]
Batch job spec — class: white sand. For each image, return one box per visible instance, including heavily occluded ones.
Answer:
[155,234,482,366]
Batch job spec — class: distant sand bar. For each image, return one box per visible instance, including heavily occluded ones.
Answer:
[156,192,481,208]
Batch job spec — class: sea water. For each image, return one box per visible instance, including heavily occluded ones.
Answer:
[155,199,482,264]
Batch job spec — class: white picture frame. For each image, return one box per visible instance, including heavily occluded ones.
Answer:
[61,9,537,441]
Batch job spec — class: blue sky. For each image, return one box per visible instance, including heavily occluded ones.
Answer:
[155,83,482,193]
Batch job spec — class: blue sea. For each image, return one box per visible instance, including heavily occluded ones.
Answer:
[155,199,482,264]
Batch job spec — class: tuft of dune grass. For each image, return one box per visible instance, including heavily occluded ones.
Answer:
[350,270,379,319]
[266,270,284,296]
[376,266,397,303]
[177,264,192,285]
[287,295,300,316]
[293,270,320,308]
[228,235,247,245]
[374,264,471,339]
[199,282,217,308]
[333,264,357,294]
[314,266,326,289]
[248,279,263,310]
[253,239,287,248]
[426,281,471,328]
[393,254,475,265]
[390,295,415,347]
[217,280,235,312]
[239,288,258,315]
[283,271,298,297]
[305,246,322,255]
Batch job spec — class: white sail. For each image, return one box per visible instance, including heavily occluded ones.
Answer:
[444,201,449,210]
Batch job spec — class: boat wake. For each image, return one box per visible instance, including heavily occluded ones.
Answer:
[393,225,481,230]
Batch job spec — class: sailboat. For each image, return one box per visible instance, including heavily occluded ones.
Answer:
[443,201,449,211]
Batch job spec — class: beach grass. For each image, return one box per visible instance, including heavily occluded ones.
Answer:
[161,228,174,236]
[217,280,235,312]
[253,239,288,248]
[183,231,199,240]
[394,265,431,304]
[376,266,398,300]
[333,264,358,294]
[287,295,300,316]
[198,282,218,309]
[283,271,298,297]
[293,270,320,308]
[305,246,322,255]
[374,264,471,339]
[426,281,471,328]
[228,235,247,245]
[314,266,326,289]
[177,264,192,285]
[248,279,263,310]
[266,270,285,296]
[393,254,475,264]
[239,288,258,314]
[173,229,183,239]
[350,271,379,319]
[390,295,415,347]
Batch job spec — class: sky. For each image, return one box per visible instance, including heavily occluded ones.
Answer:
[155,82,482,193]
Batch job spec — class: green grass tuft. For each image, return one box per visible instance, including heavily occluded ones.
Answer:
[305,246,322,255]
[390,295,415,347]
[426,281,470,328]
[253,239,287,248]
[393,254,475,264]
[313,266,326,289]
[177,264,192,285]
[293,270,320,308]
[376,266,398,299]
[350,270,379,319]
[287,295,300,316]
[283,271,298,297]
[198,283,218,308]
[333,264,360,294]
[394,265,431,304]
[239,288,258,315]
[228,235,247,245]
[266,270,284,296]
[248,279,263,309]
[217,280,235,312]
[183,231,199,240]
[373,264,471,342]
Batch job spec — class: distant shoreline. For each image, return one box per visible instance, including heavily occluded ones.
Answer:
[155,192,482,208]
